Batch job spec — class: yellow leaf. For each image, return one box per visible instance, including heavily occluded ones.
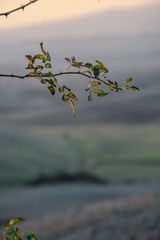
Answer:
[69,100,75,117]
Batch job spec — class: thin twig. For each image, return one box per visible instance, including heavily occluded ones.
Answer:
[0,72,108,84]
[0,74,29,79]
[0,72,122,90]
[0,0,39,17]
[54,71,110,86]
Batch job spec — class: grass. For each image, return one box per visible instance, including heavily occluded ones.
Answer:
[0,124,160,187]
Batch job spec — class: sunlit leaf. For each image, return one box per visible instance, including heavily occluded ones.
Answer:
[91,81,101,86]
[49,80,56,87]
[95,60,108,73]
[84,63,93,69]
[48,72,54,78]
[67,92,78,100]
[34,54,44,60]
[86,84,91,91]
[25,55,34,62]
[69,100,75,117]
[71,57,76,63]
[23,232,39,240]
[36,65,44,70]
[92,65,100,78]
[88,93,92,101]
[62,85,71,91]
[40,42,46,56]
[48,86,55,95]
[97,92,109,97]
[72,61,84,68]
[65,58,71,63]
[45,63,52,68]
[124,77,133,84]
[62,94,69,102]
[93,89,103,94]
[46,52,51,62]
[129,86,140,91]
[8,218,24,226]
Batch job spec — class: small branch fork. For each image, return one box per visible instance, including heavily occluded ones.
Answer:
[0,0,39,18]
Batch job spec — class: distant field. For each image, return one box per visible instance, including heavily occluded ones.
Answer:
[0,124,160,187]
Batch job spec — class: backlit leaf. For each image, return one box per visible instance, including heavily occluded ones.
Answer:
[48,86,55,95]
[8,218,25,226]
[45,63,52,68]
[124,78,133,84]
[88,93,92,101]
[67,92,78,100]
[46,52,51,62]
[34,54,44,60]
[69,100,75,117]
[97,92,109,97]
[92,65,100,78]
[40,42,46,56]
[62,85,71,91]
[62,94,69,102]
[84,63,93,69]
[23,232,39,240]
[25,55,34,62]
[129,86,140,91]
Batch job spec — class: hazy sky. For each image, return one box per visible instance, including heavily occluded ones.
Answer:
[0,0,159,29]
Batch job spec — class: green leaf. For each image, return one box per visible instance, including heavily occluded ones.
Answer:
[92,65,100,78]
[48,72,55,78]
[84,63,93,69]
[48,80,56,87]
[129,85,140,91]
[93,89,103,94]
[62,94,69,102]
[45,63,52,68]
[34,54,44,60]
[69,100,75,117]
[25,55,34,62]
[8,218,24,226]
[91,81,101,86]
[48,86,55,95]
[59,87,63,92]
[62,85,71,91]
[88,93,92,101]
[36,65,44,70]
[67,92,78,100]
[40,42,46,56]
[46,52,51,61]
[96,92,109,97]
[124,77,133,84]
[86,84,91,91]
[71,57,76,63]
[65,58,71,63]
[95,60,108,73]
[23,232,39,240]
[41,73,50,77]
[72,61,84,68]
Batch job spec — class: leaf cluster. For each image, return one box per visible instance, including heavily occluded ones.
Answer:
[24,43,139,117]
[1,218,39,240]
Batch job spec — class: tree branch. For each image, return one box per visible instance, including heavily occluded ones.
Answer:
[0,72,108,86]
[0,0,39,17]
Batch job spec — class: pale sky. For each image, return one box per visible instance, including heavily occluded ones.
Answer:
[0,0,159,29]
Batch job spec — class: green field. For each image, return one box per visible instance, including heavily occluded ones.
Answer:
[0,124,160,187]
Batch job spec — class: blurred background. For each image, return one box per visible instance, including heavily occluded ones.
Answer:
[0,0,160,239]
